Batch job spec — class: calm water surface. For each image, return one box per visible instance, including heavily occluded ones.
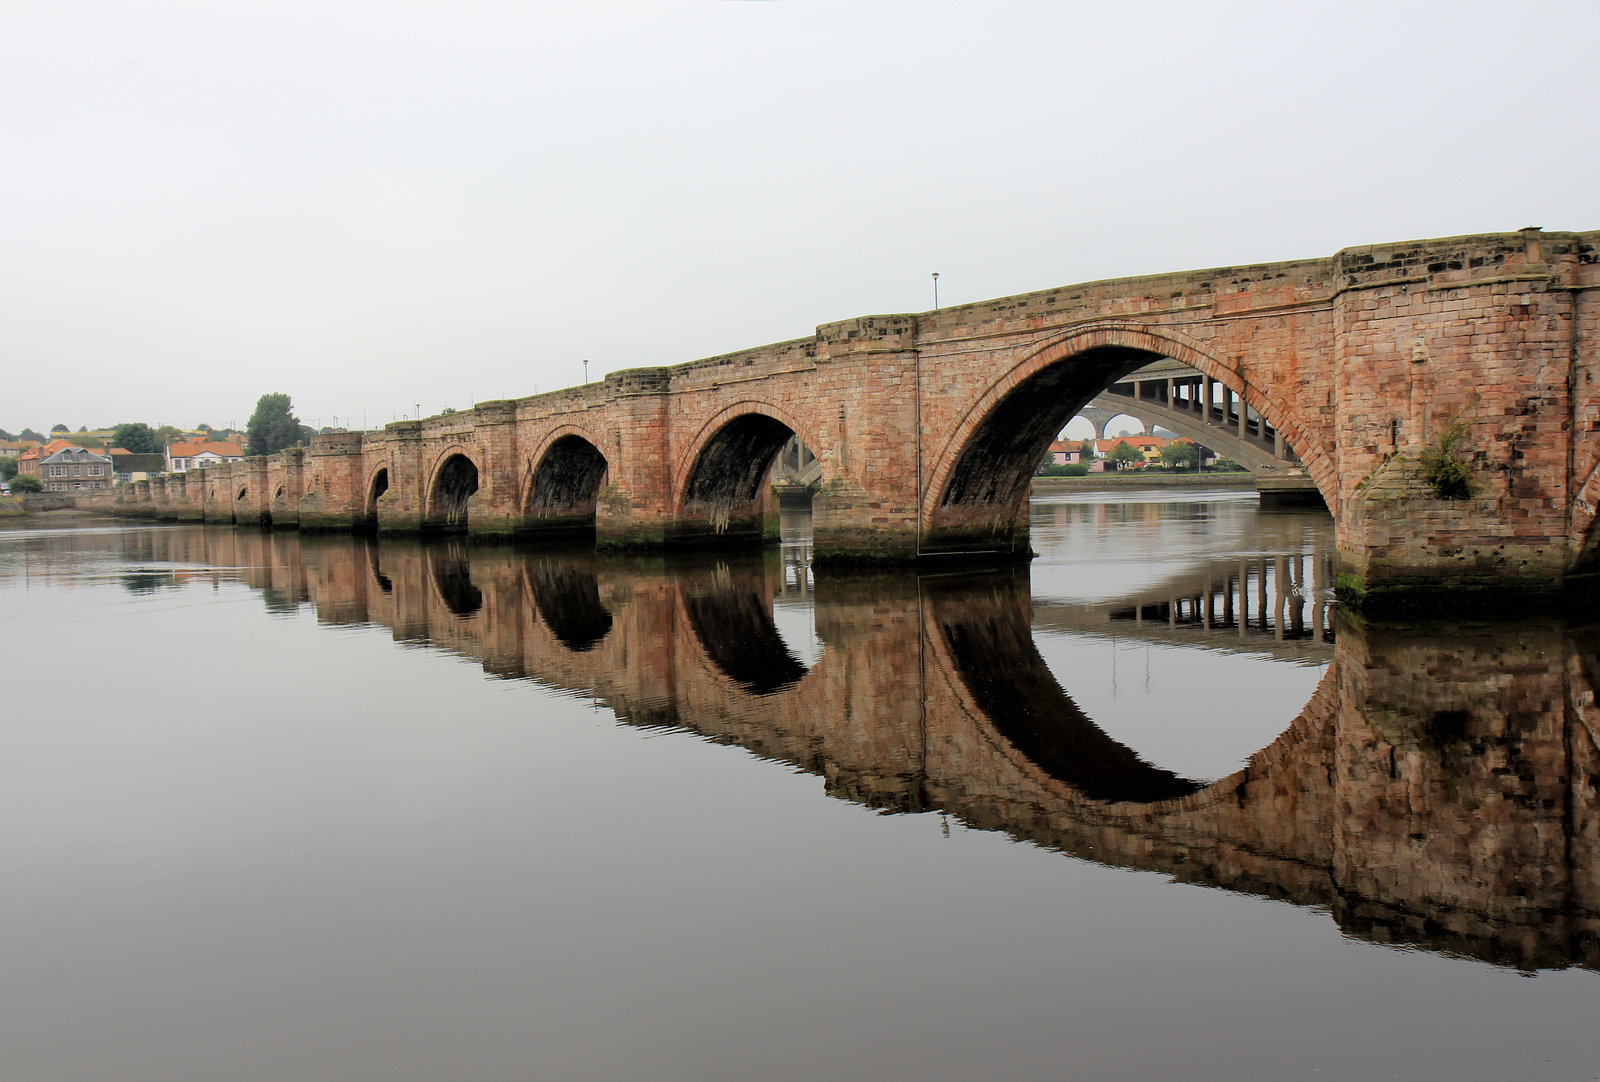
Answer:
[3,489,1598,1082]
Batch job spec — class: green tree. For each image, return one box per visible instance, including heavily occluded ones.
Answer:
[246,393,302,457]
[1160,441,1199,469]
[10,475,43,493]
[50,424,69,434]
[0,458,17,481]
[18,429,45,444]
[1077,440,1094,460]
[1107,440,1145,470]
[111,423,161,454]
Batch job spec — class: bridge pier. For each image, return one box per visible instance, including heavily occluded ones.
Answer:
[297,433,368,532]
[812,475,920,563]
[270,447,304,529]
[463,401,521,541]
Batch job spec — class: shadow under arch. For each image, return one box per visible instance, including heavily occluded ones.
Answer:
[525,556,613,652]
[366,467,389,527]
[427,453,479,534]
[680,560,808,695]
[923,326,1336,552]
[925,571,1205,804]
[523,433,608,539]
[674,404,817,547]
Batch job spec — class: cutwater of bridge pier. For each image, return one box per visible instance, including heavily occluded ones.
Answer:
[106,228,1600,605]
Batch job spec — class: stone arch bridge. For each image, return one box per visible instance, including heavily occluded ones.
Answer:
[109,228,1600,601]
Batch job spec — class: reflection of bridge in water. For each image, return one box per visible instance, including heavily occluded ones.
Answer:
[62,525,1600,974]
[1035,551,1336,663]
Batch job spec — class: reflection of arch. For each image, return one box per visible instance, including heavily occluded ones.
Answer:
[427,450,479,532]
[683,573,806,694]
[427,545,481,616]
[924,323,1336,526]
[367,544,393,594]
[925,572,1204,804]
[673,401,820,534]
[522,429,608,535]
[526,561,612,651]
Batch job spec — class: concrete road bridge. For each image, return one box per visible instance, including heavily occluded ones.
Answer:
[107,228,1600,603]
[90,527,1600,973]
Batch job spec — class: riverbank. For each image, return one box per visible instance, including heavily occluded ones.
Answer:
[1030,471,1256,492]
[0,497,98,527]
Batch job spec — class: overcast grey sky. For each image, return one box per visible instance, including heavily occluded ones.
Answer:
[4,1,1596,435]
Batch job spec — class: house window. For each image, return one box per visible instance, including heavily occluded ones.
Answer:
[72,465,82,478]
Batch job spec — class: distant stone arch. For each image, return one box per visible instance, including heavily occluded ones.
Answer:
[426,450,480,533]
[672,400,820,544]
[522,428,609,538]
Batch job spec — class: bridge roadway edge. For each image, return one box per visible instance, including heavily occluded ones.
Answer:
[93,227,1600,610]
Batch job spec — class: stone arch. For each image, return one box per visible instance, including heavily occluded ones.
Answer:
[425,447,480,533]
[672,400,823,544]
[922,323,1336,540]
[521,426,609,538]
[365,465,390,522]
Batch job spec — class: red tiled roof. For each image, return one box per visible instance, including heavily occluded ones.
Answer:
[1095,435,1168,451]
[167,440,244,458]
[20,439,79,461]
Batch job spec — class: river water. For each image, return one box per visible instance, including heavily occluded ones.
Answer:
[3,489,1597,1081]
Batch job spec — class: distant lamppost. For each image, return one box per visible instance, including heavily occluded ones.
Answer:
[415,403,420,421]
[932,272,940,310]
[583,359,590,383]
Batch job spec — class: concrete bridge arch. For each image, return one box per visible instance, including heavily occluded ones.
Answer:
[921,323,1339,549]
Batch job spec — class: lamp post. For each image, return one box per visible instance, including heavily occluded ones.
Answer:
[932,272,940,310]
[583,359,589,383]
